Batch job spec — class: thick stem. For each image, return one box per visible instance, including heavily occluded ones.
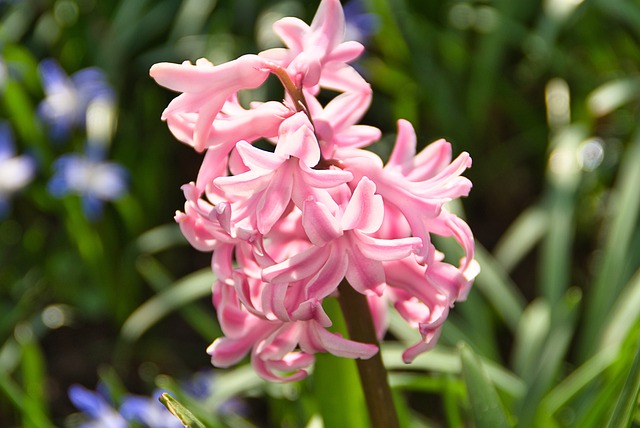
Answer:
[338,280,400,428]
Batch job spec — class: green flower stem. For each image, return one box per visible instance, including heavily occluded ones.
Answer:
[338,280,400,428]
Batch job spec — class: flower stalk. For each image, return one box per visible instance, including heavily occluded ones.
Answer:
[338,279,400,428]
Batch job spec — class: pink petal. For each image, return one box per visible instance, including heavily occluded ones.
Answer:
[236,140,287,172]
[298,162,353,188]
[309,0,346,54]
[302,198,343,246]
[304,244,349,300]
[345,248,386,296]
[325,40,365,63]
[256,166,294,234]
[252,351,311,382]
[262,245,330,284]
[305,322,378,359]
[386,119,417,172]
[271,17,309,52]
[342,177,383,233]
[150,54,269,93]
[401,329,442,364]
[352,231,422,261]
[275,112,320,166]
[406,138,452,181]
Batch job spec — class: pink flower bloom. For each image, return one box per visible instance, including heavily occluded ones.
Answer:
[150,56,271,152]
[152,0,478,382]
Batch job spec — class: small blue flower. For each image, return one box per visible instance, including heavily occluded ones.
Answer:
[48,147,127,220]
[120,391,184,428]
[343,0,380,44]
[68,384,127,428]
[37,58,114,141]
[0,122,35,217]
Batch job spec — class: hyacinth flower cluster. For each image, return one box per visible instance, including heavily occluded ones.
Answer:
[151,0,479,382]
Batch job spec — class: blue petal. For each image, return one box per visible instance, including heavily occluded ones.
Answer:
[68,384,110,418]
[120,393,183,428]
[0,122,16,160]
[38,58,70,94]
[82,193,104,220]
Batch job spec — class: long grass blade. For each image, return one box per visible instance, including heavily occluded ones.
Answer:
[580,126,640,358]
[459,342,512,428]
[120,268,216,342]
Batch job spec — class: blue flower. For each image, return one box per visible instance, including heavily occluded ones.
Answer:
[343,0,380,44]
[68,384,127,428]
[120,391,184,428]
[48,146,127,220]
[69,385,183,428]
[37,58,114,141]
[0,122,35,217]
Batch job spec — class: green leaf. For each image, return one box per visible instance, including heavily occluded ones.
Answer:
[510,299,550,379]
[314,298,369,428]
[383,343,526,400]
[120,268,215,342]
[17,325,49,428]
[581,126,640,357]
[459,343,512,428]
[493,205,548,273]
[159,393,207,428]
[605,333,640,428]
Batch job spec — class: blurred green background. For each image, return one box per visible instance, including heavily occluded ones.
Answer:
[1,0,639,426]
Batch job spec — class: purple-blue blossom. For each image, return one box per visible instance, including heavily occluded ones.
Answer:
[37,58,114,141]
[48,148,127,219]
[343,0,380,43]
[0,122,35,217]
[68,384,127,428]
[68,385,182,428]
[119,391,184,428]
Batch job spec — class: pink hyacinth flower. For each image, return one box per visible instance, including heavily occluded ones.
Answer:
[152,0,478,382]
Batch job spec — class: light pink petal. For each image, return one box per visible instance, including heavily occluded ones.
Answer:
[196,145,231,192]
[214,170,271,197]
[325,40,365,63]
[367,293,388,341]
[261,283,291,321]
[302,198,343,246]
[256,323,300,359]
[342,177,383,233]
[401,328,442,364]
[345,248,386,296]
[406,138,452,181]
[318,63,371,93]
[309,0,346,54]
[207,336,254,367]
[207,101,291,148]
[305,322,378,359]
[271,17,309,52]
[275,112,321,166]
[332,125,382,149]
[386,119,417,172]
[175,211,217,251]
[236,140,287,172]
[298,162,353,188]
[321,90,371,132]
[414,152,473,198]
[212,243,235,279]
[150,54,269,93]
[352,231,422,261]
[252,351,312,382]
[262,245,330,284]
[304,244,349,300]
[257,166,294,234]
